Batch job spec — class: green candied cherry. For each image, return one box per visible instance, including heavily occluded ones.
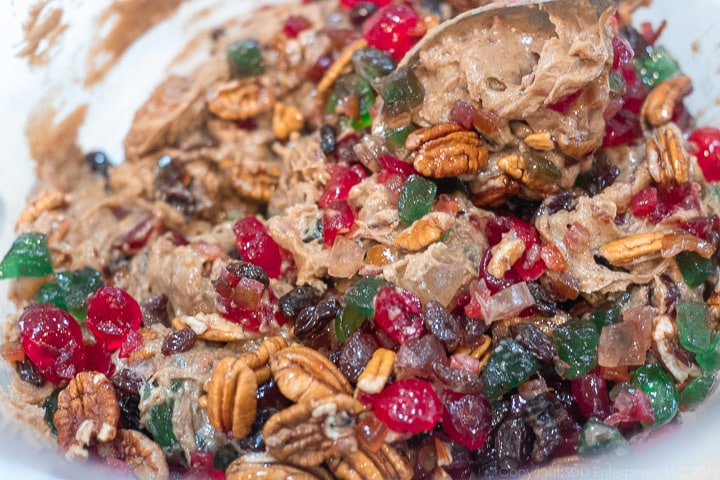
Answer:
[577,418,630,456]
[675,251,714,289]
[36,267,104,321]
[43,388,61,436]
[147,399,181,452]
[631,363,679,428]
[226,39,265,78]
[384,124,418,148]
[634,45,679,90]
[0,232,53,279]
[480,338,540,400]
[679,373,715,411]
[676,300,713,353]
[352,47,395,82]
[524,152,561,185]
[554,319,600,380]
[336,276,387,342]
[377,67,424,118]
[588,292,630,329]
[327,73,375,130]
[398,175,436,226]
[696,335,720,372]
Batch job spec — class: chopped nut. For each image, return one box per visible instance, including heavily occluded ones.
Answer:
[707,291,720,329]
[406,123,489,178]
[356,348,395,394]
[653,315,700,383]
[328,443,413,480]
[524,132,555,151]
[597,231,666,265]
[263,394,357,467]
[470,174,521,208]
[270,345,352,403]
[394,212,455,251]
[435,437,453,467]
[207,80,274,121]
[646,124,689,187]
[240,336,289,370]
[226,458,329,480]
[16,187,67,227]
[316,38,368,110]
[172,313,261,342]
[228,159,282,202]
[54,371,120,461]
[496,153,560,193]
[97,429,169,480]
[487,230,526,279]
[273,102,304,140]
[641,75,693,127]
[205,357,258,438]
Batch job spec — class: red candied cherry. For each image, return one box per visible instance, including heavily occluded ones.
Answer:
[233,216,282,279]
[184,450,224,480]
[84,341,115,378]
[322,200,356,247]
[18,304,85,383]
[373,378,442,434]
[631,186,657,218]
[318,163,367,208]
[213,263,281,333]
[373,284,424,344]
[440,390,492,450]
[283,15,312,39]
[86,286,142,351]
[689,127,720,181]
[571,370,611,420]
[603,109,643,147]
[362,4,423,61]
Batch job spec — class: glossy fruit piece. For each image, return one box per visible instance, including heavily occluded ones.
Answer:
[84,341,115,378]
[86,285,143,351]
[327,73,375,130]
[576,418,629,457]
[373,378,442,434]
[383,124,418,148]
[602,109,643,147]
[337,276,387,342]
[377,155,415,180]
[377,67,425,117]
[352,47,395,82]
[480,338,540,400]
[37,267,104,321]
[679,373,714,411]
[689,127,720,181]
[147,399,181,451]
[696,335,720,373]
[440,390,492,450]
[226,39,264,77]
[630,186,657,217]
[572,371,611,420]
[373,284,424,344]
[484,215,546,282]
[0,232,53,279]
[233,216,283,279]
[676,300,713,353]
[680,215,720,242]
[554,320,600,380]
[18,304,85,383]
[631,363,679,428]
[605,385,655,426]
[318,163,367,208]
[362,4,422,61]
[186,450,225,480]
[322,200,356,247]
[675,251,714,289]
[397,175,436,226]
[282,15,311,39]
[634,45,679,90]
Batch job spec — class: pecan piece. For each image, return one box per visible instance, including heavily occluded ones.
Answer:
[273,102,304,140]
[263,394,357,467]
[653,315,700,383]
[226,458,330,480]
[205,357,258,438]
[496,153,560,194]
[356,348,395,394]
[407,123,489,178]
[269,345,352,403]
[172,313,261,342]
[597,231,665,265]
[646,124,689,187]
[524,132,555,151]
[207,80,274,121]
[394,212,455,252]
[54,371,120,460]
[227,159,281,202]
[15,187,67,226]
[328,444,413,480]
[486,230,525,279]
[240,336,289,371]
[641,75,693,127]
[97,429,169,480]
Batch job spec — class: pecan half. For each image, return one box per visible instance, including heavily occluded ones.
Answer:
[263,394,357,467]
[97,429,169,480]
[328,444,413,480]
[227,160,281,202]
[226,458,330,480]
[641,75,693,127]
[205,357,258,439]
[597,231,665,265]
[269,345,352,403]
[54,371,120,460]
[394,212,455,252]
[407,123,489,178]
[207,80,274,121]
[646,124,689,187]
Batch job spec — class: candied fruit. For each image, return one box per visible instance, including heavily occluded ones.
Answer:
[86,286,143,351]
[373,378,441,434]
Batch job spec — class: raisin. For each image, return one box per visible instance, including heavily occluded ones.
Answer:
[521,391,574,462]
[495,417,531,471]
[161,328,196,356]
[294,297,340,341]
[141,295,170,327]
[85,151,111,177]
[111,368,143,430]
[278,285,320,321]
[336,330,379,383]
[433,361,484,395]
[527,282,557,316]
[423,301,461,352]
[460,316,487,348]
[226,261,270,288]
[237,408,277,452]
[574,153,620,196]
[257,378,291,412]
[16,357,45,387]
[154,155,196,215]
[395,334,447,378]
[442,442,474,480]
[349,2,379,27]
[511,323,557,363]
[319,124,337,155]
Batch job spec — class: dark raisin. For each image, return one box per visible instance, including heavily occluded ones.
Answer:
[256,378,291,412]
[349,2,379,27]
[16,358,45,387]
[111,368,143,430]
[154,155,196,215]
[319,124,337,155]
[333,134,359,164]
[537,190,577,216]
[226,261,270,288]
[278,285,321,321]
[442,442,474,480]
[527,282,557,316]
[575,153,620,196]
[161,328,196,356]
[460,316,487,348]
[495,417,531,471]
[659,274,681,314]
[294,297,340,341]
[424,301,461,351]
[433,361,484,395]
[521,391,574,463]
[85,151,111,177]
[141,295,170,327]
[336,330,379,383]
[213,444,239,472]
[237,408,277,451]
[395,334,447,379]
[511,323,557,363]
